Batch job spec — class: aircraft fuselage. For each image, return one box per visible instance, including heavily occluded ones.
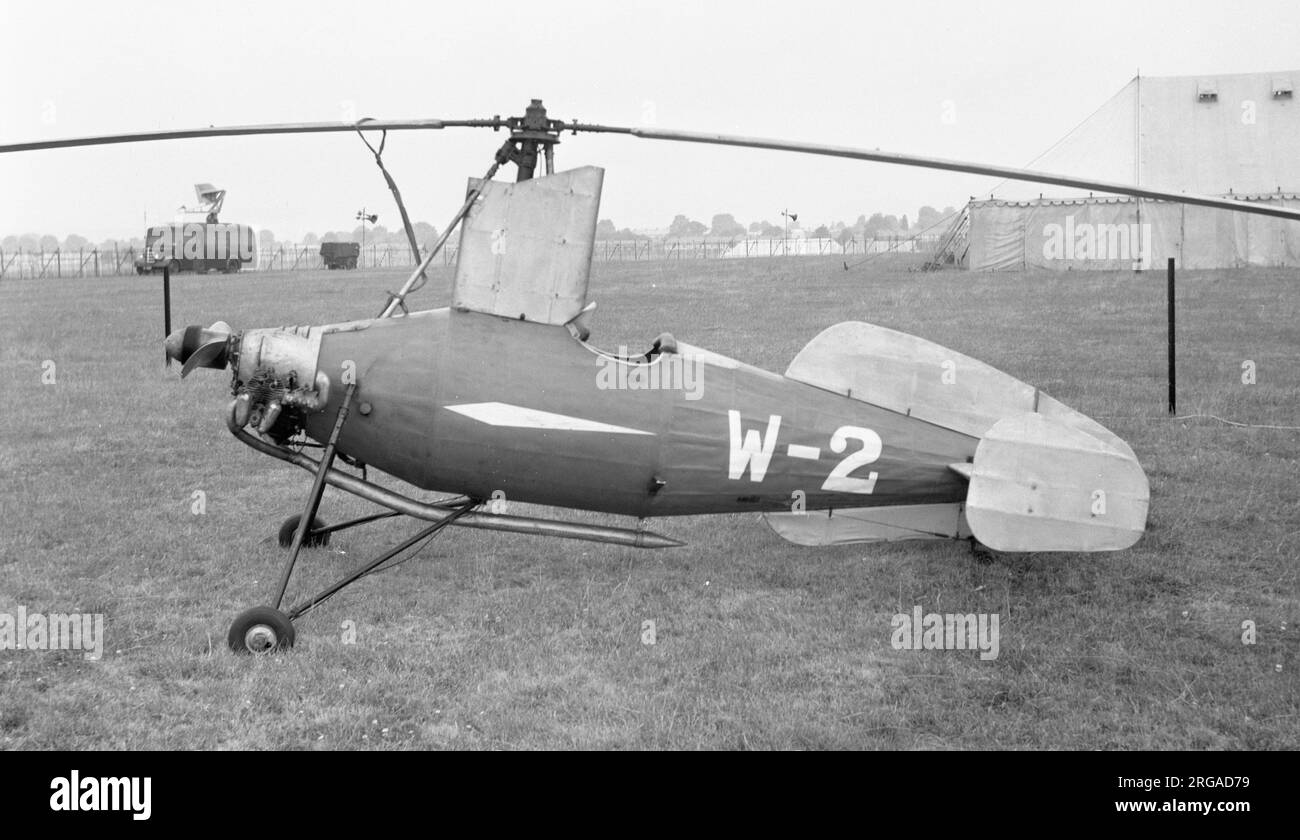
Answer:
[297,308,976,518]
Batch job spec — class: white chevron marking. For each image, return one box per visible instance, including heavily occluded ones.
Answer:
[445,402,655,435]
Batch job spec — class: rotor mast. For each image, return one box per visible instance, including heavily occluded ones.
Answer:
[493,99,563,181]
[376,99,570,317]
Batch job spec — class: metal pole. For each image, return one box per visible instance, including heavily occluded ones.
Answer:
[1167,257,1175,415]
[163,264,172,366]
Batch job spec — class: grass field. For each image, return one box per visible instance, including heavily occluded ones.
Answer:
[1,256,1297,750]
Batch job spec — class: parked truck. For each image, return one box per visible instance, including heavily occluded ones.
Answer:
[135,222,257,274]
[134,184,256,274]
[320,241,360,269]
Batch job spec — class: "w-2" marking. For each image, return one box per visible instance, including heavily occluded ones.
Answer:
[727,411,881,493]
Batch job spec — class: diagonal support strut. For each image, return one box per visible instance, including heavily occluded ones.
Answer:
[285,500,477,621]
[272,382,358,610]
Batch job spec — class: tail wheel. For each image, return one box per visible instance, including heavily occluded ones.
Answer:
[227,606,295,654]
[970,538,997,565]
[278,514,331,548]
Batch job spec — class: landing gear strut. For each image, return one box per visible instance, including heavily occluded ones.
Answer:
[276,510,403,548]
[227,382,479,654]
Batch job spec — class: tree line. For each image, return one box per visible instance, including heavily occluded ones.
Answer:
[598,206,960,242]
[5,207,960,252]
[0,221,445,253]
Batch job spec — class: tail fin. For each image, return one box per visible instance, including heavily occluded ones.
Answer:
[767,322,1148,552]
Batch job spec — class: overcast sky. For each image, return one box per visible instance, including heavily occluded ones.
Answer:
[3,0,1299,242]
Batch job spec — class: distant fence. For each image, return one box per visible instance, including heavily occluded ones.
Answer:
[0,246,141,280]
[0,235,941,279]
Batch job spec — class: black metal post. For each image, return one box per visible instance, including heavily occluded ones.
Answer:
[1167,257,1175,415]
[162,265,172,366]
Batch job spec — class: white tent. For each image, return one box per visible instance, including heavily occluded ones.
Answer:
[957,71,1300,271]
[968,194,1300,271]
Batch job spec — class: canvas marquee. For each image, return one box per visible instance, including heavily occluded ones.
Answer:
[955,71,1300,271]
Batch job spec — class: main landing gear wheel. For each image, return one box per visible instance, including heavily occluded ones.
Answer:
[228,606,296,654]
[278,514,330,548]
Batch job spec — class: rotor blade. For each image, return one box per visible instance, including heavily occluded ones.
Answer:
[0,118,507,154]
[572,124,1300,222]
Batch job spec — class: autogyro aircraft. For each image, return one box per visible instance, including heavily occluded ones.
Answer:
[8,100,1300,654]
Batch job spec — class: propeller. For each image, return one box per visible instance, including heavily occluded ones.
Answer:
[164,322,232,378]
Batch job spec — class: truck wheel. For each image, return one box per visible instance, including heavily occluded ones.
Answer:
[167,259,181,274]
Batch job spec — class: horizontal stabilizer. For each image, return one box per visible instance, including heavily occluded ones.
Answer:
[786,322,1034,438]
[964,413,1148,552]
[784,322,1135,459]
[764,503,971,546]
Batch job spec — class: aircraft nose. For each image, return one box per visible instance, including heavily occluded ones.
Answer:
[164,321,233,376]
[164,328,186,363]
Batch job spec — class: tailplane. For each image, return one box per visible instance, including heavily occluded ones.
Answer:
[764,322,1148,552]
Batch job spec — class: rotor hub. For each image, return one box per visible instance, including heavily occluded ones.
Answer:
[495,99,566,181]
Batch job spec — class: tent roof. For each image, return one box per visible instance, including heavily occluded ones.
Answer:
[985,70,1300,200]
[972,192,1300,209]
